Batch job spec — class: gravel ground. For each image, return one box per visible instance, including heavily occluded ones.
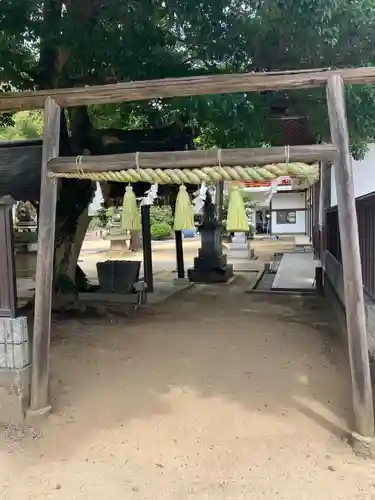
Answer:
[1,275,375,499]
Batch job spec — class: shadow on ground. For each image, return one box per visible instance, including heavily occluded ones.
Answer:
[30,278,351,458]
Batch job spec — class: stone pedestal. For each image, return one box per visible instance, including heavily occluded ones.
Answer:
[228,232,254,260]
[106,235,130,251]
[188,223,233,283]
[0,316,31,423]
[103,208,131,251]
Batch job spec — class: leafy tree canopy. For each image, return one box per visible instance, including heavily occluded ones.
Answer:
[2,0,375,297]
[1,0,375,151]
[0,111,43,140]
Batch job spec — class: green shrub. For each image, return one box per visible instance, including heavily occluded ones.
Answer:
[89,217,101,230]
[89,206,110,229]
[150,206,174,227]
[151,221,172,240]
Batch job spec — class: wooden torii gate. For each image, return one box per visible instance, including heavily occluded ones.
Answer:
[0,67,373,454]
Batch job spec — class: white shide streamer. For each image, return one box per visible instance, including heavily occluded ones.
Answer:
[192,182,208,214]
[139,184,159,206]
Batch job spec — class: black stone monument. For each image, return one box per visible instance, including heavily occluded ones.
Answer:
[188,191,233,283]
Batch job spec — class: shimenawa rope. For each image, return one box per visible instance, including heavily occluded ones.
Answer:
[49,162,319,185]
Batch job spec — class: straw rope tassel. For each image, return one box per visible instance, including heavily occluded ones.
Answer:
[226,185,249,232]
[121,185,141,230]
[174,185,195,231]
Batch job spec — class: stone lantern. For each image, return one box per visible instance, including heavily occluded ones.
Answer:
[188,191,233,283]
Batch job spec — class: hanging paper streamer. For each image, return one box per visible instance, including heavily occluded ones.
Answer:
[96,182,105,204]
[140,184,158,207]
[192,182,207,214]
[174,185,195,231]
[88,182,105,216]
[226,185,249,232]
[265,177,280,204]
[121,185,141,230]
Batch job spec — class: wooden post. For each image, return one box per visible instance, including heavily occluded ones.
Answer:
[141,205,154,292]
[175,231,185,279]
[269,199,272,235]
[319,160,331,261]
[313,182,319,240]
[29,97,60,414]
[215,180,224,222]
[326,75,375,443]
[315,266,324,296]
[0,196,17,318]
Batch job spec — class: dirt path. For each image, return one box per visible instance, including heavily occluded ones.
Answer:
[2,279,375,499]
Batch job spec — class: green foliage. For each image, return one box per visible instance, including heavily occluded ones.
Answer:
[96,206,110,228]
[150,206,174,227]
[88,217,101,230]
[1,0,375,152]
[0,111,43,140]
[151,221,173,240]
[150,206,174,240]
[89,206,109,230]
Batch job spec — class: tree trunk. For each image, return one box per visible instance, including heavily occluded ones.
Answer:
[52,214,91,310]
[54,207,90,282]
[52,177,95,309]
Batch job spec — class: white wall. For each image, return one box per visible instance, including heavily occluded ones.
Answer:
[271,192,306,210]
[331,143,375,206]
[271,191,306,234]
[271,211,306,234]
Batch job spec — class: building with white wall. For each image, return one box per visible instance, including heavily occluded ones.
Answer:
[270,191,307,235]
[242,177,308,235]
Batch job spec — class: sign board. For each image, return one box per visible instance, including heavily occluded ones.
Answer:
[242,177,293,189]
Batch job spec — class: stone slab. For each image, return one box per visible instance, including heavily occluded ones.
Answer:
[188,264,234,283]
[146,282,194,304]
[79,292,139,304]
[272,252,317,290]
[231,242,247,249]
[228,249,251,259]
[194,254,227,269]
[230,260,263,272]
[294,235,311,246]
[173,277,190,286]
